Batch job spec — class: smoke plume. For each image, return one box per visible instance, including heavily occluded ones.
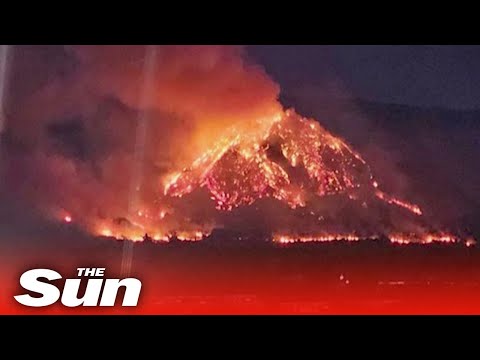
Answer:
[1,45,283,237]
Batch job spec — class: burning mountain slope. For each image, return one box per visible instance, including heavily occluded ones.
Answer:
[52,101,465,245]
[158,107,463,245]
[164,108,420,216]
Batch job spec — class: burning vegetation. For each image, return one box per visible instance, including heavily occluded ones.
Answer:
[160,107,470,246]
[163,108,422,216]
[0,45,475,247]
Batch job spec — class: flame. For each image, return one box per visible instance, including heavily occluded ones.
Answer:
[162,108,428,224]
[273,232,473,246]
[8,46,474,248]
[75,106,473,246]
[163,110,377,210]
[375,191,422,216]
[389,232,458,245]
[91,108,467,244]
[176,230,208,241]
[273,234,364,244]
[466,238,477,247]
[95,223,210,243]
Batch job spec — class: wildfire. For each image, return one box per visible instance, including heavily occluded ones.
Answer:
[273,234,364,244]
[176,230,208,242]
[162,108,429,226]
[92,222,475,247]
[95,224,210,243]
[79,106,474,247]
[273,232,472,246]
[375,191,422,216]
[389,233,458,245]
[163,109,380,210]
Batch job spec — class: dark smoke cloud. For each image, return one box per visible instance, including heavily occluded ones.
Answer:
[0,45,282,234]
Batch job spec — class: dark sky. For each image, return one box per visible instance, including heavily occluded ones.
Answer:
[248,45,480,110]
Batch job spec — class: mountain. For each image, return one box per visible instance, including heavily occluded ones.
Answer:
[281,91,480,234]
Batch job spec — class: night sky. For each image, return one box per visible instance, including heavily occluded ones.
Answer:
[248,45,480,109]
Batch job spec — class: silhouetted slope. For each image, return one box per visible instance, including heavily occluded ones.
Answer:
[282,92,480,234]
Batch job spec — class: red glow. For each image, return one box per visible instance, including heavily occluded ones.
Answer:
[2,240,480,315]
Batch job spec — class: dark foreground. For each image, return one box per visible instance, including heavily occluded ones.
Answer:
[1,234,480,314]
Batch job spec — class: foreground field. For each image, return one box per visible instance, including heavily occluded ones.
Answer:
[1,234,480,314]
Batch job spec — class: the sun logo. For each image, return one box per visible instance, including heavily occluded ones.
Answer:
[14,268,142,307]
